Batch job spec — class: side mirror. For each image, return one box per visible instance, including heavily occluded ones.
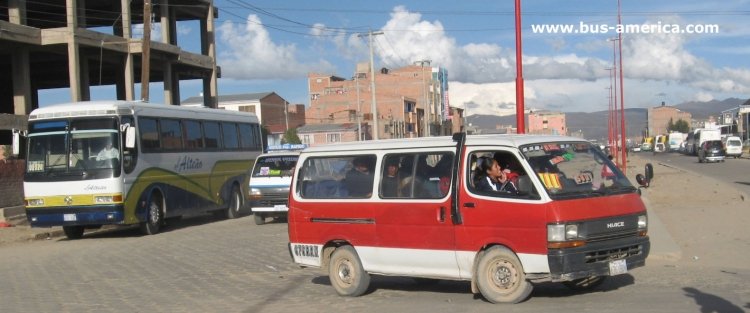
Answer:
[11,129,25,157]
[125,127,136,149]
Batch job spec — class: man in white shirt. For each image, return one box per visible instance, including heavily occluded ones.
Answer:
[96,140,120,161]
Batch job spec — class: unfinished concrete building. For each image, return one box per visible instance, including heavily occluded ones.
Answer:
[0,0,219,140]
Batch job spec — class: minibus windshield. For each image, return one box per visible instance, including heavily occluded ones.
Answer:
[520,142,635,199]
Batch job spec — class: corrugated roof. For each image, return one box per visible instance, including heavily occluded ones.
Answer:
[181,92,275,105]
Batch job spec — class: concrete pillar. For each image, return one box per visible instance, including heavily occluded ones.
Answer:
[162,61,174,105]
[11,48,32,115]
[8,0,27,24]
[79,55,91,101]
[160,0,177,45]
[66,0,82,102]
[201,3,218,108]
[120,0,135,100]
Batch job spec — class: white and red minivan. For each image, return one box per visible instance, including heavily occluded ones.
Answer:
[287,133,651,303]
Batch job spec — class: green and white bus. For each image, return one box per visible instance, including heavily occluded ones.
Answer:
[16,101,262,239]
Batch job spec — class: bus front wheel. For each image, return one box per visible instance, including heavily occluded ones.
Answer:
[475,246,532,304]
[140,194,163,235]
[63,226,85,240]
[329,245,370,297]
[226,186,243,219]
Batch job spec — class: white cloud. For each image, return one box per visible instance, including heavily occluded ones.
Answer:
[217,15,335,80]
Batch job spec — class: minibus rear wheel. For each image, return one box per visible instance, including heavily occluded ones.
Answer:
[328,245,370,297]
[475,246,533,304]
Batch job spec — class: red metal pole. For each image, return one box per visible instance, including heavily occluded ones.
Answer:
[617,0,627,174]
[515,0,525,134]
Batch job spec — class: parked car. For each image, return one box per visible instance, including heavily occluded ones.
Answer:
[698,140,725,163]
[723,136,743,158]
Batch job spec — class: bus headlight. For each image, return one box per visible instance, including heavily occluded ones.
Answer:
[547,223,585,249]
[94,194,122,204]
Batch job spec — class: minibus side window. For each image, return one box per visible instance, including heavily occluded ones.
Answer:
[469,151,538,199]
[298,155,376,199]
[380,152,453,199]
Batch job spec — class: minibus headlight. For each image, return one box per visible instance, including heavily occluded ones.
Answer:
[26,198,44,206]
[637,214,648,236]
[638,215,647,229]
[547,223,585,248]
[249,188,262,200]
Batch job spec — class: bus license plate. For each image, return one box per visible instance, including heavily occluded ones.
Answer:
[63,214,77,222]
[609,259,627,276]
[273,204,288,211]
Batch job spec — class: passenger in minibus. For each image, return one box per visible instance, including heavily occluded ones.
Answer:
[475,157,518,193]
[381,158,403,197]
[344,156,374,197]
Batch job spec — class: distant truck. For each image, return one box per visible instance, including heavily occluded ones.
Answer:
[695,128,721,155]
[641,137,654,152]
[667,132,687,152]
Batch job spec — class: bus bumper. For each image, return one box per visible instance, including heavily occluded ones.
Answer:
[547,236,650,282]
[26,204,125,227]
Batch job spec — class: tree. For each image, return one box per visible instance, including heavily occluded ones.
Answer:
[666,118,675,133]
[674,119,690,133]
[282,128,301,144]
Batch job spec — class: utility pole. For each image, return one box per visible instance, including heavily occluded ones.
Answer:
[416,60,431,137]
[359,30,383,140]
[140,0,152,102]
[617,0,627,174]
[355,72,362,140]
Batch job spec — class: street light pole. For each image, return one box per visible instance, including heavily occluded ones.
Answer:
[514,0,525,134]
[355,73,362,140]
[617,0,628,174]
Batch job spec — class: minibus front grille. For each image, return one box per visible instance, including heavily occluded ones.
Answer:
[586,230,638,243]
[584,244,642,263]
[257,199,288,207]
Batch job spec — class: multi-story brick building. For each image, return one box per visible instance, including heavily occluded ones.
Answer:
[528,111,567,135]
[647,102,692,136]
[1,0,220,146]
[303,62,461,145]
[182,92,305,146]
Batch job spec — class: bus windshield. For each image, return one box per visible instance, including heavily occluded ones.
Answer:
[521,142,635,200]
[26,118,121,181]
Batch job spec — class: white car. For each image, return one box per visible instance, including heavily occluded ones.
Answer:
[723,136,743,158]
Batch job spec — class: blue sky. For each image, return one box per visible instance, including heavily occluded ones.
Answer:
[41,0,750,115]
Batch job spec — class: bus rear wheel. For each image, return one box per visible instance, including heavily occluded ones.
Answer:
[140,194,163,235]
[329,245,370,297]
[63,226,85,240]
[475,246,532,304]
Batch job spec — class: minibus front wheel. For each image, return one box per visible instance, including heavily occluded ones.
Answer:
[475,246,533,304]
[328,245,370,297]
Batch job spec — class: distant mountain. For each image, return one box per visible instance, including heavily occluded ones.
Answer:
[465,97,747,141]
[671,98,745,120]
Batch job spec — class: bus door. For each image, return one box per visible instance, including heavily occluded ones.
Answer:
[369,151,459,278]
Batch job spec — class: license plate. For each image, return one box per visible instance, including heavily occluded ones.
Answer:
[609,259,628,276]
[63,214,77,222]
[273,204,288,211]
